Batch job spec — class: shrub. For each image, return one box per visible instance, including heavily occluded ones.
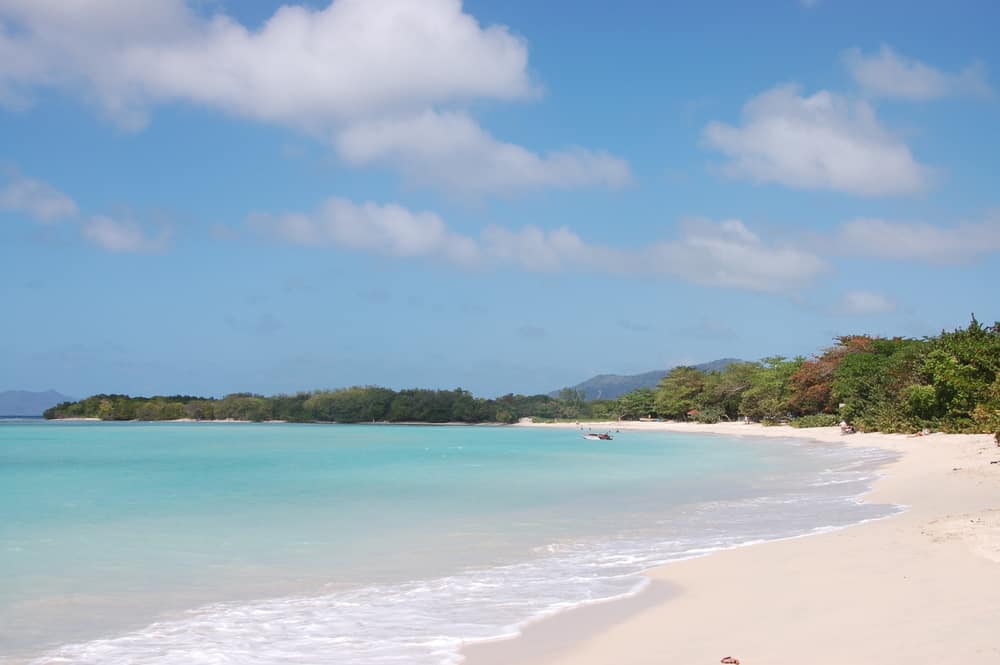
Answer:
[790,414,840,428]
[691,407,723,424]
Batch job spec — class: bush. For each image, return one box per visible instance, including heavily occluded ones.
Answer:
[790,414,840,428]
[692,407,723,424]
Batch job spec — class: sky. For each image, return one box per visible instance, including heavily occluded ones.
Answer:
[1,0,999,399]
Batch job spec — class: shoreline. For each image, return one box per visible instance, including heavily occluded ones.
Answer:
[463,421,1000,665]
[37,418,504,425]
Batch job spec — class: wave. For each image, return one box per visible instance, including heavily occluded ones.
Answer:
[30,445,900,665]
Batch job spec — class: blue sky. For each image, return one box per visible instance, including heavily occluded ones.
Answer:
[2,0,998,398]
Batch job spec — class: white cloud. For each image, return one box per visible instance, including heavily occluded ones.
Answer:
[844,45,992,100]
[248,200,827,292]
[1,164,176,251]
[839,216,1000,262]
[646,218,828,290]
[703,84,931,196]
[335,111,631,194]
[836,290,896,315]
[0,0,627,195]
[480,217,830,292]
[82,215,171,252]
[481,224,603,271]
[247,198,481,267]
[0,173,78,221]
[0,0,533,127]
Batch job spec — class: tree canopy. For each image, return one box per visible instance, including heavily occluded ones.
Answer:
[45,316,1000,434]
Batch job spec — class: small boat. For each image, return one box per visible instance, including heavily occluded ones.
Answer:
[583,432,613,440]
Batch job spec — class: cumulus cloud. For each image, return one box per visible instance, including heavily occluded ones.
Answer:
[481,224,603,271]
[0,0,627,195]
[247,197,481,267]
[703,84,931,196]
[81,215,171,252]
[248,200,827,292]
[836,290,896,315]
[646,218,829,290]
[839,216,1000,263]
[336,111,631,194]
[0,0,532,127]
[0,173,78,221]
[844,45,992,100]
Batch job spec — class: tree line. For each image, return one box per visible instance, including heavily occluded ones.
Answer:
[619,316,999,433]
[43,387,592,424]
[44,317,999,434]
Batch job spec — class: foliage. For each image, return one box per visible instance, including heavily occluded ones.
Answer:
[738,356,803,422]
[627,316,997,434]
[43,317,1000,434]
[615,388,656,420]
[44,386,600,424]
[789,414,841,428]
[653,367,707,419]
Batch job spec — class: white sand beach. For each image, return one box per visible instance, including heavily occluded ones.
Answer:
[463,422,1000,665]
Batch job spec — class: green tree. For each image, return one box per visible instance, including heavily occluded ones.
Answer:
[921,316,1000,431]
[654,367,707,419]
[739,357,802,422]
[618,388,656,420]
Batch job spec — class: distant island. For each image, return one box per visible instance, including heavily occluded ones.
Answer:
[45,317,999,434]
[0,390,74,416]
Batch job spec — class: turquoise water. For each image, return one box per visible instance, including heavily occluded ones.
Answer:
[0,422,898,664]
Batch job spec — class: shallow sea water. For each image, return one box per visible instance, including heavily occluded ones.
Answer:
[0,421,899,664]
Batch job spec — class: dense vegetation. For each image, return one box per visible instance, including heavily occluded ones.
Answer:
[549,358,740,401]
[45,317,999,434]
[43,388,596,424]
[632,317,1000,433]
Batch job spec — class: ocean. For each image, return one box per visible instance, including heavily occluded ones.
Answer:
[0,421,899,664]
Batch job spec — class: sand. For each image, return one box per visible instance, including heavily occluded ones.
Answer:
[463,421,1000,665]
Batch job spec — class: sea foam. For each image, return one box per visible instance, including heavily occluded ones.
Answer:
[30,442,899,665]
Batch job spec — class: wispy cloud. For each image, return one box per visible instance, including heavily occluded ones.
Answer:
[81,215,171,253]
[335,110,631,195]
[838,215,1000,263]
[3,166,171,252]
[835,290,896,315]
[247,197,481,266]
[248,199,828,292]
[703,84,932,196]
[0,0,627,196]
[844,45,992,100]
[0,172,78,222]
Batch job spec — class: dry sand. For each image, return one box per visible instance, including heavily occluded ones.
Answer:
[463,421,1000,665]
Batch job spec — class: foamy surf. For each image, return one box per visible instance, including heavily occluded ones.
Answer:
[29,445,899,665]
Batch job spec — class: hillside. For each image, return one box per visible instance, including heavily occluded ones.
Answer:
[550,359,742,401]
[0,390,74,416]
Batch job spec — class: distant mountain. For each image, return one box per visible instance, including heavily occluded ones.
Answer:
[0,390,74,416]
[550,358,742,401]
